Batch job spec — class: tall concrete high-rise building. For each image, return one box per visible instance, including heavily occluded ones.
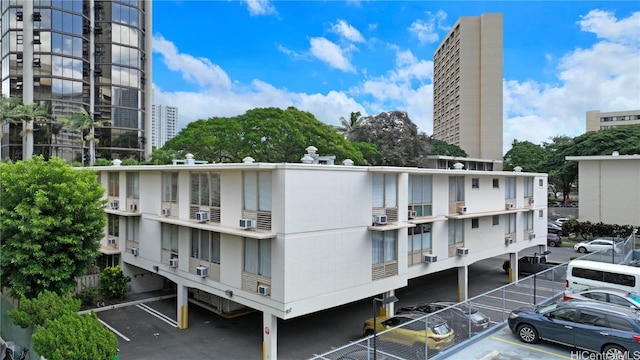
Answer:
[0,0,153,162]
[432,13,503,168]
[151,104,178,149]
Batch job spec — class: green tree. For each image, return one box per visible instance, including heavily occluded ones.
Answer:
[33,312,118,360]
[348,110,431,167]
[100,266,131,300]
[0,98,50,160]
[7,290,81,328]
[59,108,111,166]
[337,111,362,139]
[0,156,106,299]
[503,140,548,172]
[569,125,640,156]
[542,136,576,201]
[430,139,468,157]
[163,106,365,164]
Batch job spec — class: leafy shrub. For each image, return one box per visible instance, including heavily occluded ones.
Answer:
[99,266,131,300]
[74,286,99,308]
[8,290,81,328]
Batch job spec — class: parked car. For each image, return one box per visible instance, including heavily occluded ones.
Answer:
[554,217,572,226]
[574,238,622,254]
[547,222,564,236]
[397,301,490,338]
[362,312,455,357]
[508,300,640,358]
[547,233,562,247]
[563,287,640,309]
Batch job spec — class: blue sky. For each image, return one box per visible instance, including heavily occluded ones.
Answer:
[151,1,640,154]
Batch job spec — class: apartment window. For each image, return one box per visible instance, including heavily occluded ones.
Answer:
[471,178,479,189]
[161,223,179,253]
[108,214,119,237]
[408,175,432,216]
[448,176,464,202]
[373,173,397,208]
[162,172,178,203]
[191,229,220,264]
[108,172,119,197]
[472,218,479,229]
[372,231,397,264]
[448,219,464,245]
[539,210,544,218]
[126,217,139,242]
[493,215,500,225]
[408,224,431,254]
[191,172,221,207]
[539,179,544,187]
[126,172,139,199]
[244,238,271,277]
[244,172,272,211]
[505,213,516,235]
[492,178,499,189]
[525,211,534,231]
[524,177,533,198]
[505,177,516,199]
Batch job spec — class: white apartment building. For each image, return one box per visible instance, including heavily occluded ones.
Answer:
[586,110,640,132]
[432,13,504,168]
[94,149,547,359]
[151,105,178,149]
[566,153,640,227]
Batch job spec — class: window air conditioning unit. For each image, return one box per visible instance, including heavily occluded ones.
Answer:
[457,206,467,214]
[110,200,119,209]
[423,254,438,263]
[372,214,388,225]
[505,236,513,245]
[195,211,210,222]
[258,285,271,296]
[528,232,535,240]
[528,198,535,206]
[196,266,209,278]
[239,218,256,229]
[129,204,137,211]
[169,258,178,268]
[107,238,116,246]
[162,208,171,216]
[131,247,139,256]
[408,210,417,219]
[456,247,469,256]
[506,203,515,210]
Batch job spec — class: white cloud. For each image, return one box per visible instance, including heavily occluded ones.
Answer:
[331,19,365,43]
[309,37,356,72]
[242,0,277,16]
[578,9,640,45]
[409,10,449,44]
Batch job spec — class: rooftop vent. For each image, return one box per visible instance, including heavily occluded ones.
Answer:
[172,153,208,165]
[305,146,318,155]
[301,146,335,165]
[342,159,354,166]
[513,166,523,172]
[112,159,122,167]
[242,156,255,164]
[185,153,195,165]
[453,162,464,170]
[301,155,314,164]
[612,151,619,156]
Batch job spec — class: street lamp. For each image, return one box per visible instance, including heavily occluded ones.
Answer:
[533,249,551,305]
[373,295,398,360]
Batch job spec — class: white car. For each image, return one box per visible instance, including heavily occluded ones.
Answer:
[574,238,622,254]
[554,217,572,226]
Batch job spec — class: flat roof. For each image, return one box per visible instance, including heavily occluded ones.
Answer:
[566,154,640,161]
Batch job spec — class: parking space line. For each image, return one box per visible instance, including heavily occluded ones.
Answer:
[136,303,178,327]
[490,336,573,359]
[99,319,131,342]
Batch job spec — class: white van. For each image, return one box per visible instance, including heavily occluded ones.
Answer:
[566,259,640,294]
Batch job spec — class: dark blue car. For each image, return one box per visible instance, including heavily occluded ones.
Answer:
[508,300,640,358]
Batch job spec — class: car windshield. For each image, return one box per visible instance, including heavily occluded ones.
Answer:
[469,311,487,322]
[536,303,559,314]
[430,323,451,335]
[630,294,640,306]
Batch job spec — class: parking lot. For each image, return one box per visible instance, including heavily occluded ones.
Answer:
[96,244,590,359]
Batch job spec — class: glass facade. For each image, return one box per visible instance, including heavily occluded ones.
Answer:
[0,0,151,162]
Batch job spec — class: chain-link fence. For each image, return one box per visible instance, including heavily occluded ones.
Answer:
[309,235,637,360]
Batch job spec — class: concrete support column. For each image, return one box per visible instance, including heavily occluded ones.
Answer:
[457,266,469,301]
[22,0,34,160]
[263,312,278,360]
[177,284,188,329]
[509,252,519,283]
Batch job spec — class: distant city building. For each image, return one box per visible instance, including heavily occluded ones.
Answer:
[586,110,640,132]
[0,0,153,162]
[432,13,503,169]
[151,105,178,149]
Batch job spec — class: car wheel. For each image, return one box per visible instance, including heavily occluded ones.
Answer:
[517,324,539,344]
[548,241,557,247]
[412,344,426,359]
[363,329,374,337]
[602,344,627,359]
[578,247,587,253]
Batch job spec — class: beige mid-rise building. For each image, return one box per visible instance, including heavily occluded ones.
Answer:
[586,110,640,132]
[433,13,503,168]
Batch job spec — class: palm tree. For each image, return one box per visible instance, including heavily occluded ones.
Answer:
[60,108,110,165]
[338,111,362,140]
[16,102,51,160]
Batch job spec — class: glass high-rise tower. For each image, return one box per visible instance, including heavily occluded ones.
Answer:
[0,0,153,162]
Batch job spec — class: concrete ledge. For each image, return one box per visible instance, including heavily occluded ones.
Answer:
[78,294,176,315]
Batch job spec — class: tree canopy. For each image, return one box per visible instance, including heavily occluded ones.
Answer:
[429,139,468,157]
[162,106,365,164]
[0,156,105,298]
[8,290,81,328]
[503,140,548,172]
